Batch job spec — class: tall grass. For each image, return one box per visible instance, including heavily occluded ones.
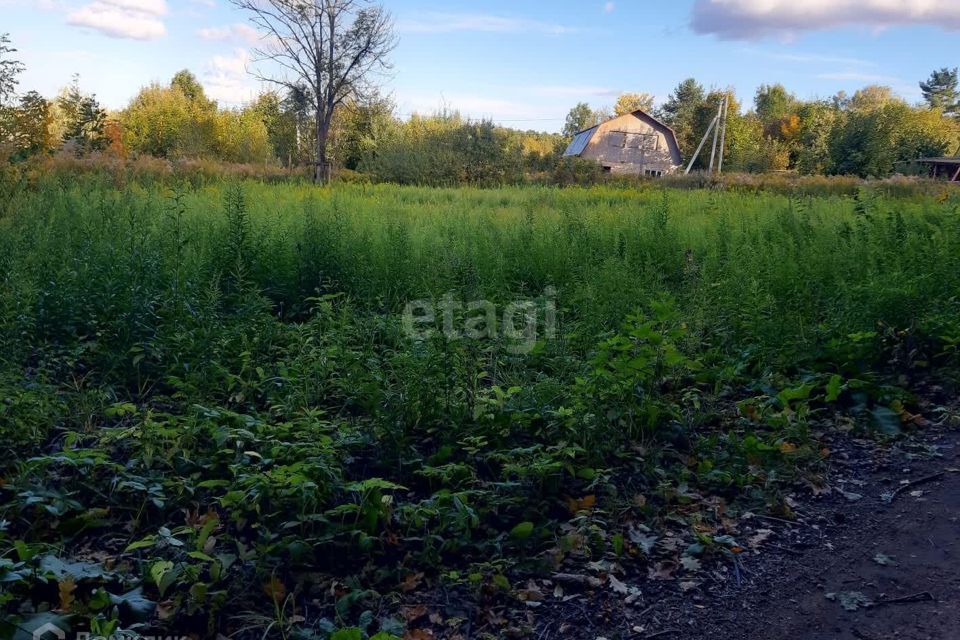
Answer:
[2,176,959,634]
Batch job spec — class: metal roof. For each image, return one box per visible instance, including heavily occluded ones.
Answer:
[563,126,598,157]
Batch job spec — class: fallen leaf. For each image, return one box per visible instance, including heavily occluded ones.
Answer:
[565,494,597,514]
[648,561,677,580]
[401,604,428,623]
[826,591,873,611]
[872,553,896,566]
[262,576,285,604]
[747,529,773,548]
[680,556,701,572]
[628,528,658,555]
[400,572,424,592]
[57,578,77,612]
[608,575,628,595]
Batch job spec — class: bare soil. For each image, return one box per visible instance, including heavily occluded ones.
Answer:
[558,427,960,640]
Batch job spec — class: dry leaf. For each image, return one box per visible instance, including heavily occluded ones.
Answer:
[57,578,77,612]
[565,494,597,514]
[156,599,176,620]
[648,561,677,580]
[401,604,428,622]
[400,571,424,592]
[747,529,773,548]
[608,574,628,595]
[263,576,286,604]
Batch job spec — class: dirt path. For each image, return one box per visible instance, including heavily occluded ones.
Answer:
[657,428,960,640]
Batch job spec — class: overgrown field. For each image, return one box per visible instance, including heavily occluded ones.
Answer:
[2,178,960,638]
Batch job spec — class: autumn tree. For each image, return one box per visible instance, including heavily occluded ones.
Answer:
[170,70,218,157]
[754,84,796,126]
[614,92,654,116]
[121,83,192,157]
[231,0,396,182]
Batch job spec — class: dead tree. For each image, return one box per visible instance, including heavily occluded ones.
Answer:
[230,0,394,183]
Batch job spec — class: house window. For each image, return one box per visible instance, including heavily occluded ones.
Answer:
[602,166,613,173]
[643,169,663,178]
[625,133,659,150]
[607,132,626,148]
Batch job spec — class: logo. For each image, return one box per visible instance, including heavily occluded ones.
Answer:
[32,622,66,640]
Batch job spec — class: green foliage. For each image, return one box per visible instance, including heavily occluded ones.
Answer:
[1,178,959,634]
[920,67,959,117]
[562,102,598,138]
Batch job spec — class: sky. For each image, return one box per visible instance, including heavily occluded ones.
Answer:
[2,0,959,132]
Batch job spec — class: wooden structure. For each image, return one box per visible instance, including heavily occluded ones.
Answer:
[563,110,682,176]
[917,157,960,182]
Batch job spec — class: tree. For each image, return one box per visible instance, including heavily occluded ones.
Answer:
[55,76,107,154]
[329,92,395,170]
[0,33,25,106]
[614,92,654,116]
[659,78,705,156]
[172,70,216,111]
[562,102,595,137]
[754,83,796,125]
[4,91,54,159]
[231,0,396,183]
[848,85,898,112]
[830,101,953,177]
[170,70,218,157]
[920,67,959,116]
[121,83,192,157]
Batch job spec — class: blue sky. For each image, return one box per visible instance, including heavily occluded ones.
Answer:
[2,0,958,132]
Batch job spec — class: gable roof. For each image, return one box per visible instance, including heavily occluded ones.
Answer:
[563,109,681,164]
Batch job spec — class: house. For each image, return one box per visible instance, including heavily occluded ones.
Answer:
[563,109,682,176]
[916,156,960,182]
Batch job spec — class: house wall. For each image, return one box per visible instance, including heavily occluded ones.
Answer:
[579,113,680,175]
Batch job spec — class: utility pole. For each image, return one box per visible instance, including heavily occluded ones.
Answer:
[708,96,723,172]
[717,93,729,174]
[685,93,729,175]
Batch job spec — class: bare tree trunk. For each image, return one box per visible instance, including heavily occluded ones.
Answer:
[314,111,327,183]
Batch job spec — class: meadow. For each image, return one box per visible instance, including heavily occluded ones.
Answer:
[2,176,960,637]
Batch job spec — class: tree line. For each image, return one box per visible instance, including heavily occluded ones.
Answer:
[2,29,959,184]
[565,73,960,178]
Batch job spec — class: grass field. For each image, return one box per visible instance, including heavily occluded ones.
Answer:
[2,177,960,637]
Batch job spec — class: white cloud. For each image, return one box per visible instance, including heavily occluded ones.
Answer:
[397,13,576,35]
[67,0,168,40]
[198,23,262,45]
[203,48,257,104]
[739,48,873,67]
[604,2,615,14]
[692,0,960,39]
